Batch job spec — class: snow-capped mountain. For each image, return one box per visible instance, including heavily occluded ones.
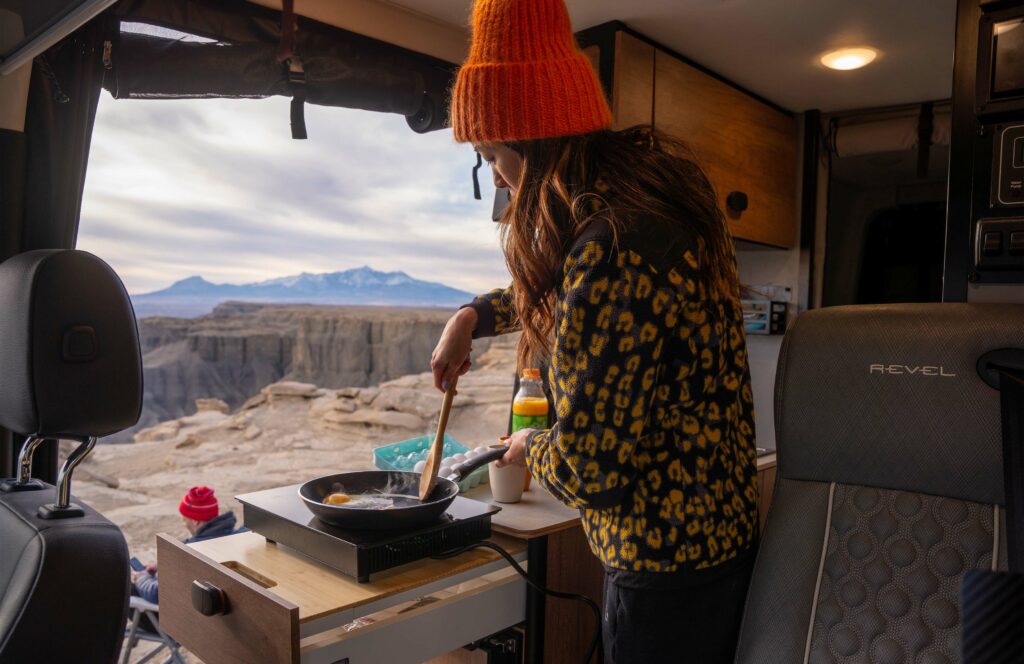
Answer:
[131,266,475,318]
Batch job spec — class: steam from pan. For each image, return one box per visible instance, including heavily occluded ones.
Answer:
[324,473,427,509]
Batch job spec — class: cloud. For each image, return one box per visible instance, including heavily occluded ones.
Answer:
[78,94,509,296]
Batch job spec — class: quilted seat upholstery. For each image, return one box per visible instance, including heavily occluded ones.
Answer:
[735,304,1024,664]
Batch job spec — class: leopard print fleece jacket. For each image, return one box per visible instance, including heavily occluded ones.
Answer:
[465,219,759,573]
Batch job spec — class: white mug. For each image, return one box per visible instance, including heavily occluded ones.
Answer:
[489,460,526,503]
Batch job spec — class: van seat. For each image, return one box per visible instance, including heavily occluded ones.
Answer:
[736,303,1024,664]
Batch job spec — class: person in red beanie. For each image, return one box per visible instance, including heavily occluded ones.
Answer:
[431,1,758,662]
[132,486,244,605]
[177,486,235,538]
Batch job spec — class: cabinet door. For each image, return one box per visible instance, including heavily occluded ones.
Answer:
[653,50,797,248]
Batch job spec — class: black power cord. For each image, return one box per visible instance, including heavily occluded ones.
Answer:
[433,540,601,664]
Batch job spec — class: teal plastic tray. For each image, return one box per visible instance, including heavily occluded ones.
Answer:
[371,434,488,492]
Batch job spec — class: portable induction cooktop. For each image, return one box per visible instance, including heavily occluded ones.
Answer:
[236,484,500,582]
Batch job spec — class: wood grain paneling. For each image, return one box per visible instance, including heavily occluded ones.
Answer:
[653,50,797,247]
[158,535,300,664]
[543,526,605,664]
[612,32,655,130]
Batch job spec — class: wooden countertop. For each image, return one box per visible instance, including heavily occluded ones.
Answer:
[187,531,525,624]
[464,452,777,540]
[463,482,581,539]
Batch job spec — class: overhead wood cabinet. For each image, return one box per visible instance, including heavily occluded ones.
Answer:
[582,27,798,248]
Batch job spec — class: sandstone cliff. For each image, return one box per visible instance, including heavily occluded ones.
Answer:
[126,302,492,441]
[73,335,519,565]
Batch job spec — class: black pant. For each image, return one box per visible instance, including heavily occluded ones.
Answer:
[602,546,757,664]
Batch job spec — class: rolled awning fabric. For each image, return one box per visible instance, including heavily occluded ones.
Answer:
[103,0,455,132]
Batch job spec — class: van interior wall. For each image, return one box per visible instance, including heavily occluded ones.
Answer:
[732,112,810,452]
[822,146,950,306]
[735,246,799,452]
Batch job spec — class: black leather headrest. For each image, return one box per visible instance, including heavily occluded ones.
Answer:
[776,303,1024,506]
[0,250,142,438]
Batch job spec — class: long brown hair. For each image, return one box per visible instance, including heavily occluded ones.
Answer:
[499,126,740,367]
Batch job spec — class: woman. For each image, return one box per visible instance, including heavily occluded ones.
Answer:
[431,1,759,661]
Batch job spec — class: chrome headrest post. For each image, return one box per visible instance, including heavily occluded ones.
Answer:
[0,436,47,493]
[18,436,46,483]
[55,436,95,508]
[37,436,96,519]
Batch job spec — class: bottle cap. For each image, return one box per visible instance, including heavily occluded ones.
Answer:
[521,368,541,380]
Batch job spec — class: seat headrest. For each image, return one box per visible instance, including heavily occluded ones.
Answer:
[0,250,142,438]
[776,303,1024,506]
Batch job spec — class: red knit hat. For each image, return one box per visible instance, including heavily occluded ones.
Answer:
[451,0,612,143]
[179,486,219,521]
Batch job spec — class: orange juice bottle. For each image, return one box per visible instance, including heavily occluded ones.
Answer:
[512,368,548,490]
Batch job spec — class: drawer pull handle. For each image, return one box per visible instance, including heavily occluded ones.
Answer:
[191,580,230,616]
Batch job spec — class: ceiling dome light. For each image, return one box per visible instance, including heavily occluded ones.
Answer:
[820,47,878,71]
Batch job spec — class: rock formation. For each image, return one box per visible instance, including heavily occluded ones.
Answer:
[122,302,493,442]
[73,335,519,565]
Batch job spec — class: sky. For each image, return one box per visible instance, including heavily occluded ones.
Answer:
[78,93,509,296]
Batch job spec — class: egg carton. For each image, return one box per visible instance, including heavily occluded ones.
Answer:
[371,434,489,492]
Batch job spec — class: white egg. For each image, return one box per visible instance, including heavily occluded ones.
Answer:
[465,449,479,459]
[474,446,489,454]
[414,460,426,473]
[452,453,467,464]
[439,464,453,477]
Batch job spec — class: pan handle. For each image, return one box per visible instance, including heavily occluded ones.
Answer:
[447,445,508,482]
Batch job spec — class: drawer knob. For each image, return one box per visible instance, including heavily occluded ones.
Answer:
[191,580,230,616]
[727,191,749,213]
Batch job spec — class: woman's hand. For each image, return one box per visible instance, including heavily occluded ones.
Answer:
[431,307,478,392]
[495,428,534,467]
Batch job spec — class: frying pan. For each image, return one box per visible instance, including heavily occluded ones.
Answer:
[299,444,508,530]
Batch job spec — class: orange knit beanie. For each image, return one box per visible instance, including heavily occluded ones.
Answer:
[451,0,613,144]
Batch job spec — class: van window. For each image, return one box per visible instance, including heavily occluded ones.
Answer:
[74,95,515,565]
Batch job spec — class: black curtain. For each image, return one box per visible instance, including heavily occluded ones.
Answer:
[0,20,107,481]
[23,21,107,249]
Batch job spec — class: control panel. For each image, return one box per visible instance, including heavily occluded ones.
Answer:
[991,124,1024,207]
[973,123,1024,283]
[975,217,1024,272]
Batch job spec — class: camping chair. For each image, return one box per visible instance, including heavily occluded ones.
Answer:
[0,250,143,663]
[735,303,1024,664]
[121,596,185,664]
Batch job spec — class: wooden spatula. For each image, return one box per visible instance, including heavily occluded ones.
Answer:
[419,375,459,501]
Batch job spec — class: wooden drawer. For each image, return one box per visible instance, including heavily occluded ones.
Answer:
[158,532,527,664]
[159,535,299,664]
